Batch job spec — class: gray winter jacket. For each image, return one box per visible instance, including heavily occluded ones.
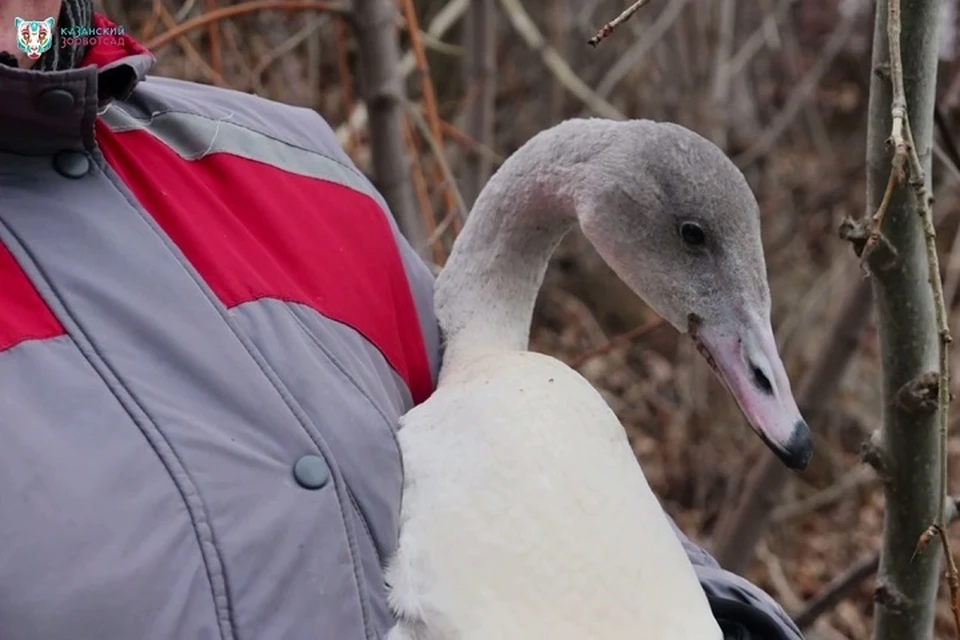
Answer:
[0,14,801,640]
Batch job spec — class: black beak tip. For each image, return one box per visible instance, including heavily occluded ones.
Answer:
[777,420,813,471]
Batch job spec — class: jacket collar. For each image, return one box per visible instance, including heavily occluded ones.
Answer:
[0,14,153,156]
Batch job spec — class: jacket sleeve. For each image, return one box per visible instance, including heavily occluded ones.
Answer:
[667,517,804,639]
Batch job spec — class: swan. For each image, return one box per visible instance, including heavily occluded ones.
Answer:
[385,118,812,640]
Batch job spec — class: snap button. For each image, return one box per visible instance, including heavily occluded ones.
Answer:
[293,455,330,490]
[36,88,76,115]
[53,150,90,179]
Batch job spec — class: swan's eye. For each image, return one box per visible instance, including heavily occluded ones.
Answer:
[680,222,705,247]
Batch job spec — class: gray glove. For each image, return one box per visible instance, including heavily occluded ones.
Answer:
[667,517,803,639]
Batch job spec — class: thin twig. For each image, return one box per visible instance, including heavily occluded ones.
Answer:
[174,0,201,22]
[140,0,164,41]
[437,117,504,166]
[883,0,960,631]
[304,13,322,107]
[334,0,469,145]
[353,0,425,248]
[398,0,468,78]
[400,0,462,234]
[757,541,802,611]
[793,552,880,630]
[499,0,625,120]
[771,466,875,524]
[145,0,349,50]
[405,102,470,251]
[735,11,857,167]
[220,20,258,92]
[417,31,463,56]
[206,0,223,77]
[795,495,960,630]
[724,0,800,80]
[156,2,228,87]
[402,119,442,264]
[567,317,666,369]
[594,0,691,99]
[709,0,737,148]
[587,0,654,47]
[859,170,898,266]
[335,17,357,155]
[250,14,327,94]
[461,0,497,207]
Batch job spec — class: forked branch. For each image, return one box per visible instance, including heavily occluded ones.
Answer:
[587,0,655,47]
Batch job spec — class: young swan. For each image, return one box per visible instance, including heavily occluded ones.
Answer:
[386,119,811,640]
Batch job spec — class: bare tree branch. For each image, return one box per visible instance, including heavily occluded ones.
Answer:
[863,0,949,636]
[499,0,625,120]
[399,0,461,237]
[594,0,691,100]
[735,10,858,167]
[771,466,875,524]
[708,0,737,148]
[143,0,349,50]
[335,0,469,151]
[405,102,470,249]
[462,0,497,207]
[352,0,426,251]
[794,552,880,631]
[793,496,960,631]
[587,0,654,47]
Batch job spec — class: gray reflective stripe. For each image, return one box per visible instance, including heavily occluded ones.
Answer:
[100,105,377,197]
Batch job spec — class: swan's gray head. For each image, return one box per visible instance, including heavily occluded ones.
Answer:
[555,119,812,470]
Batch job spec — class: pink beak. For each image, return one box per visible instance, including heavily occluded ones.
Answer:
[688,313,813,470]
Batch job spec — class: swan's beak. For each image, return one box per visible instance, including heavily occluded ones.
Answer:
[688,313,813,471]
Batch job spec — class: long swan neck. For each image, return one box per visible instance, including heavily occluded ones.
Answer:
[435,138,585,363]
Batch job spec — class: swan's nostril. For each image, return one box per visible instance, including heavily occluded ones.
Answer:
[751,363,774,396]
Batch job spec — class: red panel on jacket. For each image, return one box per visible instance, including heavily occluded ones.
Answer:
[0,242,66,351]
[95,124,433,404]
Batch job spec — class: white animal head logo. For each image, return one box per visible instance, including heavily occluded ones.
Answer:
[15,17,55,60]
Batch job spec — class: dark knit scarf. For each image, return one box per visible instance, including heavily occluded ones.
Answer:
[0,0,93,70]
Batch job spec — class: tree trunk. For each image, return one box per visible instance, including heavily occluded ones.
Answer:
[352,0,427,252]
[867,0,943,637]
[461,0,497,207]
